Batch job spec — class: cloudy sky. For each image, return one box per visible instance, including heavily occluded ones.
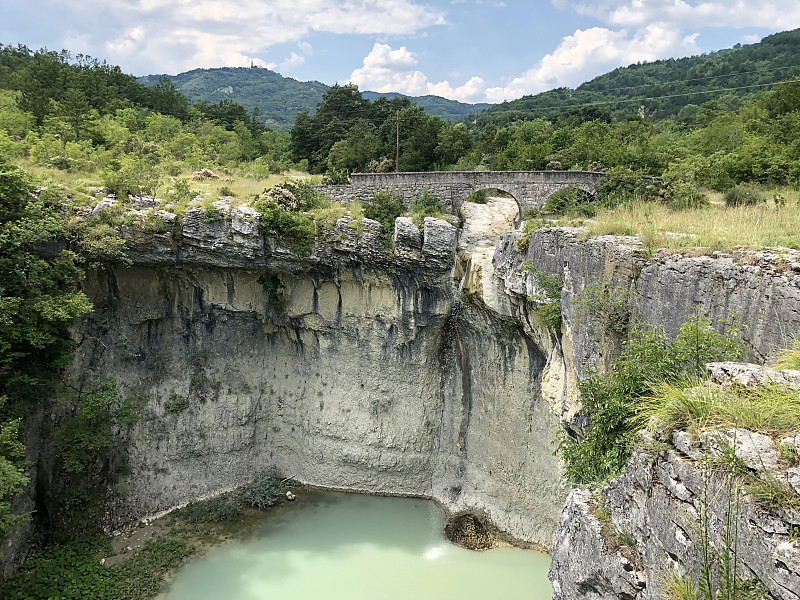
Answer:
[3,1,799,104]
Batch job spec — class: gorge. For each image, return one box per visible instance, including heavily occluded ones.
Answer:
[4,191,800,598]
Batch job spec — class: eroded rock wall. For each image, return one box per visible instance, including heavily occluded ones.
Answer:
[550,445,800,600]
[10,214,800,581]
[59,210,567,549]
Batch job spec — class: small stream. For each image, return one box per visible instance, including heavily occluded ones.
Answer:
[163,491,552,599]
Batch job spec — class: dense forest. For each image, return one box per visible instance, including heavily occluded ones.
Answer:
[291,72,800,199]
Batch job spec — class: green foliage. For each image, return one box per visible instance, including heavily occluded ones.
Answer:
[103,156,161,199]
[597,166,660,207]
[574,281,634,337]
[0,160,108,547]
[278,180,328,211]
[1,536,194,600]
[363,189,405,248]
[164,393,189,414]
[56,378,140,474]
[522,263,562,331]
[409,188,445,228]
[257,273,287,314]
[543,187,597,217]
[140,210,170,233]
[289,84,468,173]
[557,315,747,485]
[723,184,764,207]
[474,30,800,126]
[170,493,243,524]
[255,200,315,254]
[244,466,289,509]
[0,399,29,551]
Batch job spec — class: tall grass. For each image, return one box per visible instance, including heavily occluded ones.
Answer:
[586,200,800,252]
[772,339,800,370]
[638,380,800,439]
[659,569,700,600]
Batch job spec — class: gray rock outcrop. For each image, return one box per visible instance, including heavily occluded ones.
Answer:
[549,364,800,600]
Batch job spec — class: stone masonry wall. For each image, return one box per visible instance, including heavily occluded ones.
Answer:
[316,171,604,216]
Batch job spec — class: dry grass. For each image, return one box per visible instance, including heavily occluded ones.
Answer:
[184,168,318,204]
[584,196,800,253]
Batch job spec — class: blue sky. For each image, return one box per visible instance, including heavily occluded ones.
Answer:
[1,1,798,104]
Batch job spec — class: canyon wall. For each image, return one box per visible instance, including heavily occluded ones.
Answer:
[7,209,800,583]
[60,209,568,549]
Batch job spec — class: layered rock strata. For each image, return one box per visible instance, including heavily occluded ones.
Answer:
[60,207,567,550]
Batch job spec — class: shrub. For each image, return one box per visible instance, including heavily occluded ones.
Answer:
[275,180,328,211]
[543,187,597,217]
[56,378,141,474]
[573,281,634,337]
[171,494,243,524]
[255,201,315,255]
[724,184,764,207]
[244,466,288,509]
[557,315,747,485]
[363,189,405,248]
[597,166,660,208]
[140,210,170,234]
[1,537,194,600]
[522,263,562,332]
[410,188,445,228]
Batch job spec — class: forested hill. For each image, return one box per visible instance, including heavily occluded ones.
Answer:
[474,28,800,127]
[139,67,328,130]
[139,67,492,129]
[361,91,491,122]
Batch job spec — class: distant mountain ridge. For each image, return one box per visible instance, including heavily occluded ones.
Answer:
[139,67,492,129]
[138,67,327,130]
[475,28,800,126]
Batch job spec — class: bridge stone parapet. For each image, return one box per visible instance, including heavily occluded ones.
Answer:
[316,171,605,216]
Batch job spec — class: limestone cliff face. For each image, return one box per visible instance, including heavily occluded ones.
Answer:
[493,228,800,428]
[61,207,567,549]
[9,210,800,580]
[549,433,800,600]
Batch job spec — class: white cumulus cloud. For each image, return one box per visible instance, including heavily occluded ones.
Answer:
[349,43,489,103]
[566,0,800,30]
[472,0,796,103]
[50,0,446,75]
[484,23,700,102]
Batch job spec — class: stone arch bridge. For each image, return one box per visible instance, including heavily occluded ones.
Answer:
[316,171,605,216]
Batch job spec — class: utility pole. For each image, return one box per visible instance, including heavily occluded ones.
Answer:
[396,109,400,172]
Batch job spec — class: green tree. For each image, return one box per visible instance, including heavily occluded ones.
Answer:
[0,160,95,548]
[57,87,94,141]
